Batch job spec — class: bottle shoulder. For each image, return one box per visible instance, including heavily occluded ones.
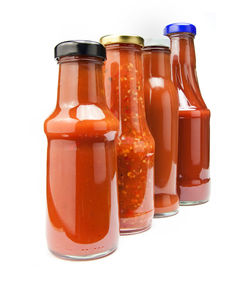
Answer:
[144,77,177,92]
[177,86,210,112]
[44,104,119,139]
[117,134,155,155]
[118,131,155,149]
[172,63,208,109]
[179,108,210,118]
[144,78,179,108]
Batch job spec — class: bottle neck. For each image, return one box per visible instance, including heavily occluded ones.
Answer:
[105,44,148,133]
[57,56,106,108]
[169,33,207,109]
[169,33,196,67]
[143,47,171,79]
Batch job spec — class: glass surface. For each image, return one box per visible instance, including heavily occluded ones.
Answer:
[168,33,210,204]
[103,43,155,233]
[143,46,179,216]
[44,56,119,259]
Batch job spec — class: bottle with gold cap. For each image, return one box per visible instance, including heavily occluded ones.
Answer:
[100,35,155,235]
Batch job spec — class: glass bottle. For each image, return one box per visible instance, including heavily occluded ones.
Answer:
[100,35,155,234]
[165,23,210,205]
[143,38,179,217]
[44,41,119,260]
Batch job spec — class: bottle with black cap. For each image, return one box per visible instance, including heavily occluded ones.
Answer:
[44,40,119,260]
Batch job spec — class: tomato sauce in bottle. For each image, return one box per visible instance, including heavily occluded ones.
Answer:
[164,23,210,205]
[143,38,179,216]
[44,41,119,260]
[100,35,155,234]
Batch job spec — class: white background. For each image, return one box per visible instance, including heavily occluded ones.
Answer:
[0,0,249,281]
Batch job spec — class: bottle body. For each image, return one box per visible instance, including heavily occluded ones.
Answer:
[103,42,155,234]
[169,32,210,205]
[178,109,210,203]
[143,46,179,216]
[44,55,119,259]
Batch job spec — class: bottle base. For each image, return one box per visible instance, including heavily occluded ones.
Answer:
[120,224,151,235]
[119,210,153,235]
[49,247,117,261]
[154,210,178,218]
[180,200,208,206]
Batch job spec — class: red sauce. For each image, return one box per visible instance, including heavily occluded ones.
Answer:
[101,38,155,234]
[143,45,179,216]
[44,53,119,259]
[168,33,210,205]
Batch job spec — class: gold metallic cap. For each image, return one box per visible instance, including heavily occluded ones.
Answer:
[100,35,144,47]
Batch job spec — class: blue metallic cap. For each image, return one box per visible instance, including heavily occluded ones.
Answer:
[163,23,196,36]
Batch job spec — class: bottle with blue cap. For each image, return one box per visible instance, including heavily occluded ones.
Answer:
[164,23,211,205]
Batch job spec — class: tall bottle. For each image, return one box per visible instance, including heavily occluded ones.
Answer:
[100,35,155,234]
[44,41,119,260]
[143,38,179,216]
[165,23,210,205]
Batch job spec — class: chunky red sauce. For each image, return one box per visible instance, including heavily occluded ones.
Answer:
[44,54,119,259]
[143,46,179,216]
[102,39,155,234]
[169,33,210,204]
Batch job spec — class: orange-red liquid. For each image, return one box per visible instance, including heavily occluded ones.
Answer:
[103,43,155,233]
[143,46,179,215]
[169,33,210,204]
[44,56,119,258]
